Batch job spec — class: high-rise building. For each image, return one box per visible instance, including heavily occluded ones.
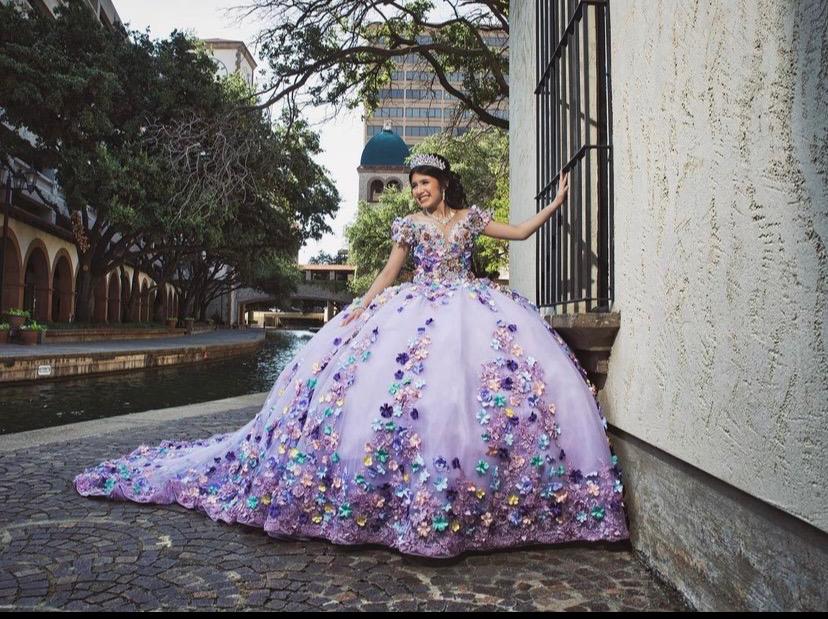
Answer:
[363,30,509,149]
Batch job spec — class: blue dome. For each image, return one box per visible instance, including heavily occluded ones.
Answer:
[360,125,410,166]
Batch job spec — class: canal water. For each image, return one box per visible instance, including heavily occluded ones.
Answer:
[0,329,315,435]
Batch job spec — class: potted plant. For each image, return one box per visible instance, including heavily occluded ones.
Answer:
[184,316,194,334]
[166,316,178,329]
[0,322,9,344]
[6,308,30,331]
[19,320,47,345]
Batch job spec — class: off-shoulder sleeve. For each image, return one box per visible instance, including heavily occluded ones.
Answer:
[391,216,416,246]
[467,204,493,235]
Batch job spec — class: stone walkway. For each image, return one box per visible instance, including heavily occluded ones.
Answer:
[0,397,693,611]
[0,329,264,358]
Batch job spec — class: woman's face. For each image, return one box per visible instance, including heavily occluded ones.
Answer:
[410,172,445,210]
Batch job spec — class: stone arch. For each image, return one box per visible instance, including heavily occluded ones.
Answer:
[139,279,150,321]
[22,240,50,322]
[107,271,120,323]
[368,178,385,202]
[0,227,23,312]
[93,275,108,322]
[120,270,131,323]
[50,249,74,322]
[148,288,157,322]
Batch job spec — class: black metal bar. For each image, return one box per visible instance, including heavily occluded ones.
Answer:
[605,0,615,311]
[572,13,582,312]
[536,0,545,309]
[583,4,592,311]
[596,0,609,309]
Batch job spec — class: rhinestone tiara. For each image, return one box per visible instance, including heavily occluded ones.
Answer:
[408,153,446,171]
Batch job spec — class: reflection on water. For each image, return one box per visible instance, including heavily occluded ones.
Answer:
[0,329,315,435]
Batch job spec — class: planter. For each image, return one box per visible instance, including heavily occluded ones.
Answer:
[166,318,178,329]
[19,330,40,345]
[184,317,194,334]
[0,330,8,345]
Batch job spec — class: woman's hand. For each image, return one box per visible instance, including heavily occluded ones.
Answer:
[340,306,365,326]
[549,168,569,208]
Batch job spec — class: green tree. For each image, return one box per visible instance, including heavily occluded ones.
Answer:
[0,2,340,321]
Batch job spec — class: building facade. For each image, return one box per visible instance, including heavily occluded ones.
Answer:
[202,38,257,87]
[0,2,264,325]
[363,29,509,149]
[357,121,411,204]
[0,0,183,323]
[509,0,827,611]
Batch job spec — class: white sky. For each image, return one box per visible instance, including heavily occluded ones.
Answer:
[113,0,366,263]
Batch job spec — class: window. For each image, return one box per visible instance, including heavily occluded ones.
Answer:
[405,107,441,118]
[404,126,442,137]
[535,0,614,313]
[406,70,433,81]
[379,88,404,99]
[375,107,405,118]
[406,89,442,100]
[368,179,384,202]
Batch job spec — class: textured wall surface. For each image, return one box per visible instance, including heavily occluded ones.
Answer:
[611,429,827,610]
[508,0,539,301]
[606,0,827,533]
[509,0,827,535]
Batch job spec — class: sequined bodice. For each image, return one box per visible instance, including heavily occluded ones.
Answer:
[391,204,493,286]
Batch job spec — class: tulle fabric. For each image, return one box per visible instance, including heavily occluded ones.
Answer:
[74,205,630,558]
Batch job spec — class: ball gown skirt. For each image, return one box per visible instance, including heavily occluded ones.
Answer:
[74,204,631,558]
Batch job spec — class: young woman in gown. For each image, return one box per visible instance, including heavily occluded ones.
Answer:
[74,153,631,559]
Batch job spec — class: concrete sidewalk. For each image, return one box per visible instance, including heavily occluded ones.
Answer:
[0,396,692,611]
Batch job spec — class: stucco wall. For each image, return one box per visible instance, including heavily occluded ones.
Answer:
[508,0,538,301]
[509,0,827,534]
[605,0,827,533]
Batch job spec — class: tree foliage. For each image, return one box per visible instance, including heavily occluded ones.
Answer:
[0,1,340,321]
[236,0,509,129]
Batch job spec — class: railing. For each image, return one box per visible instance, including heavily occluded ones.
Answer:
[535,0,615,313]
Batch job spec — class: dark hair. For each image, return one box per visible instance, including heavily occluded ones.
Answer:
[408,153,469,211]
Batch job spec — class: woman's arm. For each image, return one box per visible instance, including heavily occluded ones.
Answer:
[361,243,408,307]
[482,169,570,241]
[340,239,409,325]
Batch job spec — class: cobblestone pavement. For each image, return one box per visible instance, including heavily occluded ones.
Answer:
[0,329,264,358]
[0,406,693,611]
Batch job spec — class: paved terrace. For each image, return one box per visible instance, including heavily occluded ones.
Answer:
[0,395,693,611]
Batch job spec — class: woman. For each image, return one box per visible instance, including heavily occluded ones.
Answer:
[74,153,630,559]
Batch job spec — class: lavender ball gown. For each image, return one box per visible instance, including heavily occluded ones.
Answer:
[74,204,630,558]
